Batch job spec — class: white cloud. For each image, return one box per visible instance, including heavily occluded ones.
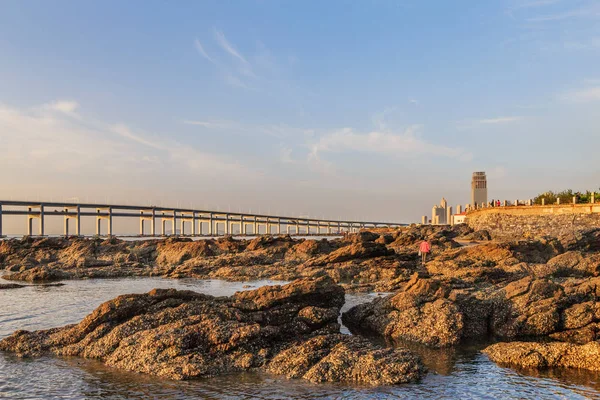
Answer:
[111,124,164,150]
[561,86,600,103]
[194,39,216,64]
[456,116,525,130]
[182,118,309,139]
[476,116,524,124]
[309,126,471,162]
[279,146,295,164]
[0,100,254,181]
[512,0,562,10]
[526,3,600,22]
[46,100,79,114]
[181,120,235,129]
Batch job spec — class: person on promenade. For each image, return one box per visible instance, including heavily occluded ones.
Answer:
[419,240,431,264]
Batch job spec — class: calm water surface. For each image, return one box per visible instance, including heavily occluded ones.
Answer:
[1,277,599,399]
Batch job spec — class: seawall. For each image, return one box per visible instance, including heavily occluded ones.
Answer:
[465,204,600,242]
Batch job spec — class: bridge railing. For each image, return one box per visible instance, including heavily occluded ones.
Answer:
[0,200,406,238]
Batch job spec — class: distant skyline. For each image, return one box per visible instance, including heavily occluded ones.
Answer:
[1,0,599,227]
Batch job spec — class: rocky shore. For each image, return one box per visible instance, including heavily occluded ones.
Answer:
[0,225,467,292]
[2,224,600,381]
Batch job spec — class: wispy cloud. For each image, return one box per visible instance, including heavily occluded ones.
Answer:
[45,100,79,114]
[181,119,235,129]
[182,118,309,139]
[511,0,562,10]
[309,126,472,163]
[279,146,295,164]
[193,29,258,89]
[456,116,524,130]
[560,86,600,102]
[194,39,216,64]
[214,29,249,65]
[526,3,600,22]
[562,37,600,50]
[476,116,524,124]
[0,100,254,181]
[111,124,164,150]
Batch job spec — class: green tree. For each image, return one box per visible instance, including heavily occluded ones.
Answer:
[534,189,600,205]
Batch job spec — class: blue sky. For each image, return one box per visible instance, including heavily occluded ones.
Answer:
[1,0,599,227]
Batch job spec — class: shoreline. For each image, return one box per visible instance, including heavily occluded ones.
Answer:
[2,224,600,387]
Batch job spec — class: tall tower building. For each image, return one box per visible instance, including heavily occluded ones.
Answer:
[471,172,487,207]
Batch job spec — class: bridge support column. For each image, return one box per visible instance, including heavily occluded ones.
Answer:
[172,212,177,236]
[64,209,69,237]
[225,215,230,235]
[27,208,33,236]
[209,214,213,236]
[192,214,197,236]
[254,217,258,235]
[76,206,81,236]
[39,205,45,236]
[327,223,332,235]
[108,207,113,236]
[180,218,186,236]
[161,214,166,236]
[0,204,3,238]
[140,212,145,236]
[151,209,156,236]
[277,219,281,235]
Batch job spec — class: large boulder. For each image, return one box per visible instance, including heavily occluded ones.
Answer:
[483,341,600,372]
[305,242,392,267]
[342,274,465,347]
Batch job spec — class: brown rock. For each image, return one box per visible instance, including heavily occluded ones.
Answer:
[483,341,600,372]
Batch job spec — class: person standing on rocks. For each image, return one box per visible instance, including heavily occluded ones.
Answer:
[419,240,431,264]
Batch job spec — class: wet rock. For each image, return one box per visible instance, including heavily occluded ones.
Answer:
[155,239,215,266]
[375,234,395,245]
[267,334,424,385]
[306,242,392,267]
[0,283,25,290]
[567,228,600,253]
[0,277,424,385]
[344,270,600,347]
[285,239,333,262]
[3,266,69,283]
[343,274,465,348]
[462,230,492,241]
[483,341,600,372]
[345,231,380,244]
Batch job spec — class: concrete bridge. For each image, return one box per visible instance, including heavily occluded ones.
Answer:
[0,200,405,238]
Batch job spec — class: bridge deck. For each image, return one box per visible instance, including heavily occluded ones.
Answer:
[0,200,405,238]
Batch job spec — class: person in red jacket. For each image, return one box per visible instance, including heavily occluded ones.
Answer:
[419,240,431,264]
